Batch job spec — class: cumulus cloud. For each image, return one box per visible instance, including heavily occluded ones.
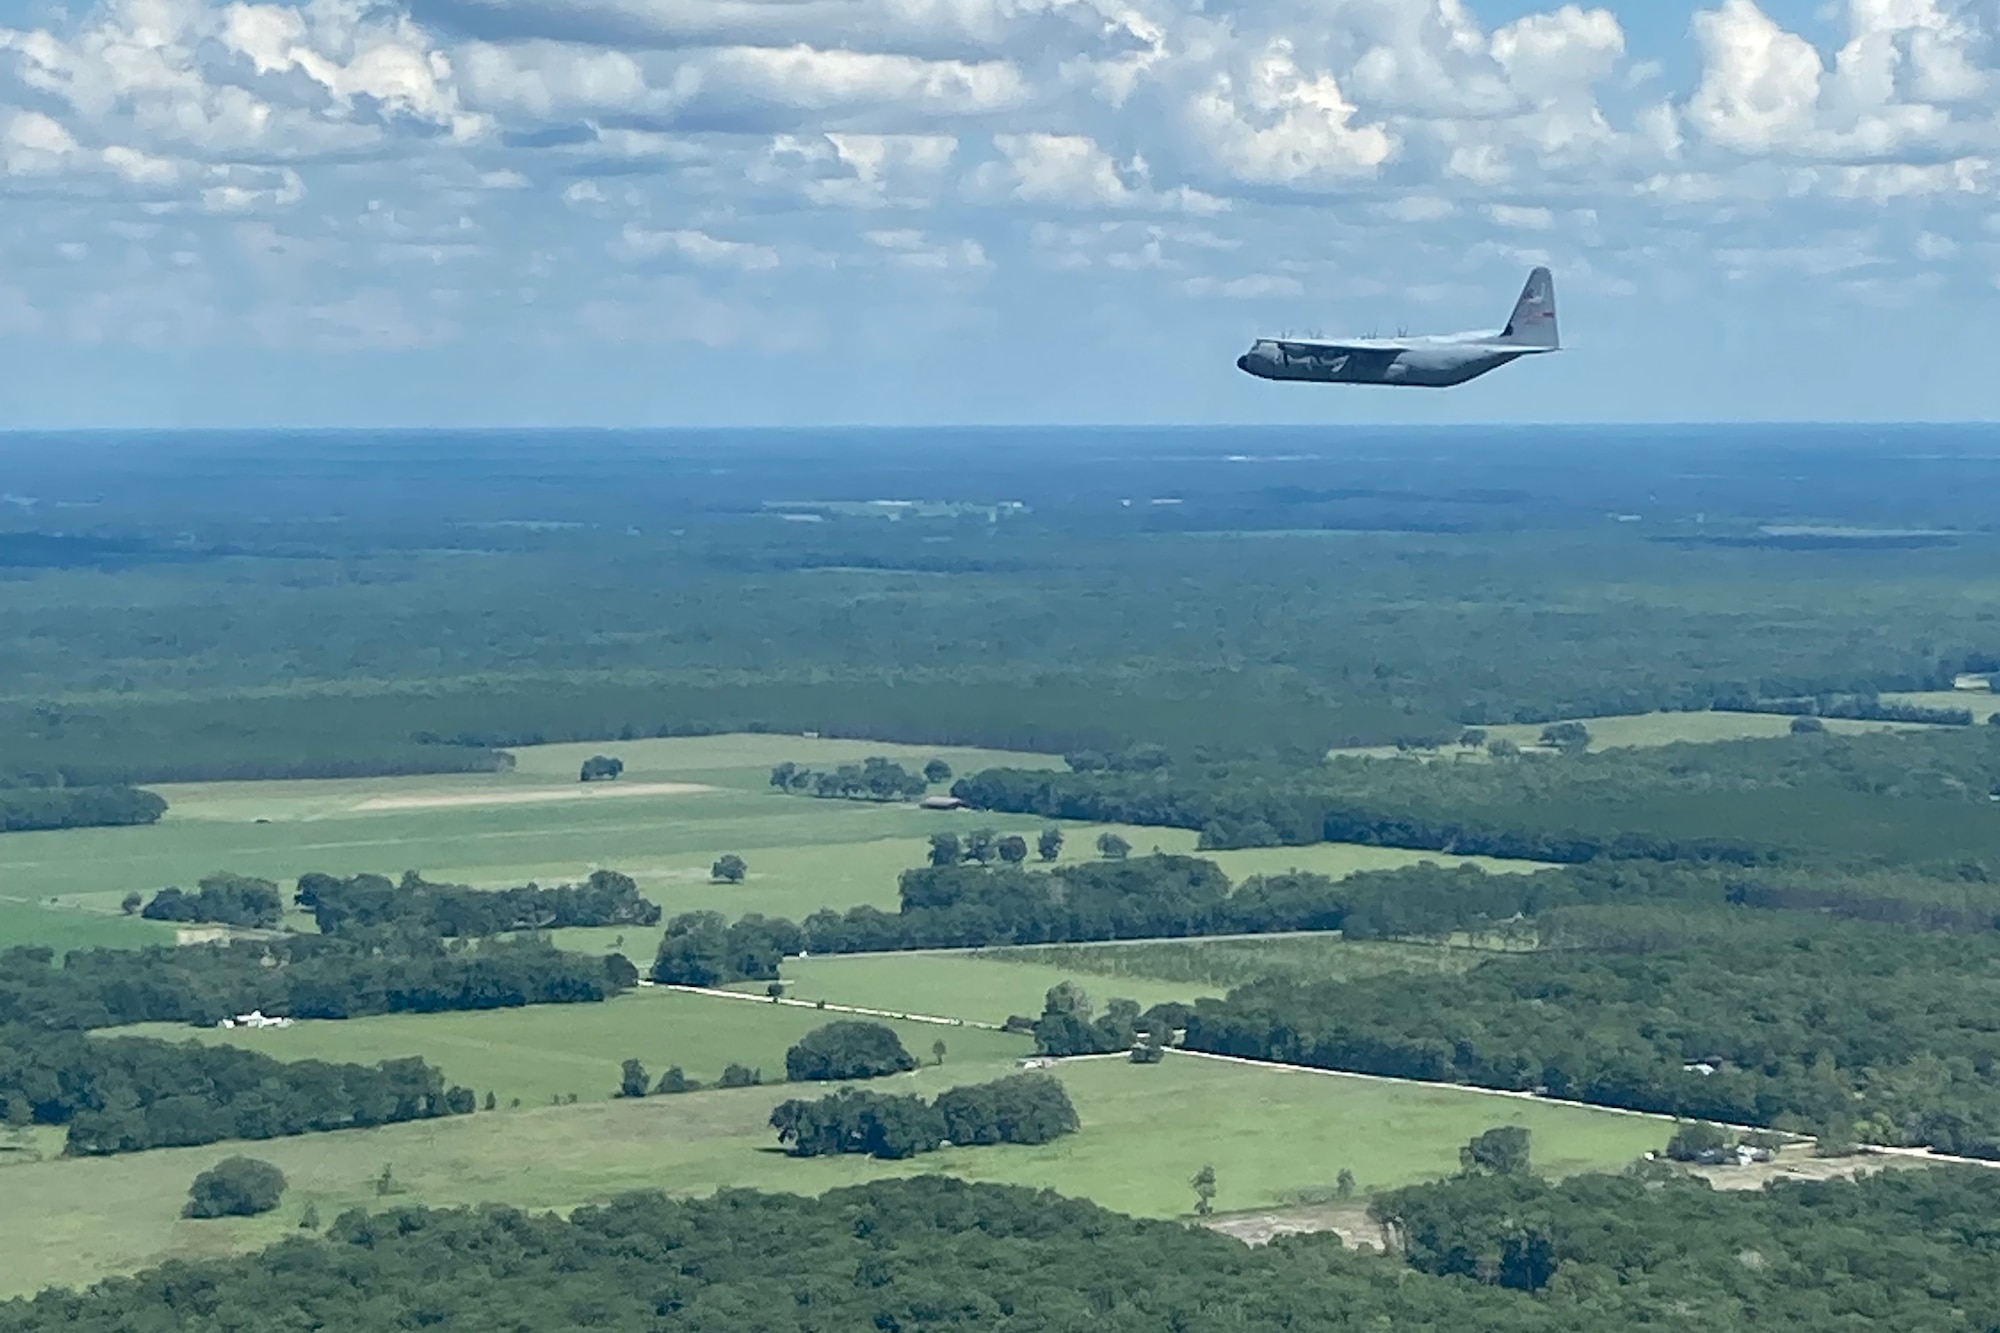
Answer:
[3,0,2000,369]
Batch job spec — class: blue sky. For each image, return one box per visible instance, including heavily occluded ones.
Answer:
[2,0,1998,427]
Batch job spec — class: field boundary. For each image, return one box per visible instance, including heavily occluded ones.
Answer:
[649,981,1007,1030]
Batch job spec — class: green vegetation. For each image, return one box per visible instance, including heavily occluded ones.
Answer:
[783,1020,918,1082]
[108,989,1031,1107]
[769,1072,1079,1159]
[182,1157,286,1220]
[0,1051,1671,1299]
[977,935,1483,992]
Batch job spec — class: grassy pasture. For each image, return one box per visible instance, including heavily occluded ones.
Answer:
[1331,708,1947,760]
[0,1048,1671,1300]
[978,934,1489,993]
[0,732,1547,952]
[755,952,1211,1021]
[0,898,174,953]
[105,988,1032,1108]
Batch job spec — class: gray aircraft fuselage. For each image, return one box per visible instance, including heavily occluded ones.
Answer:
[1235,338,1532,387]
[1236,266,1559,388]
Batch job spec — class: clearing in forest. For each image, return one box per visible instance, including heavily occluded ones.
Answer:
[0,1046,1670,1301]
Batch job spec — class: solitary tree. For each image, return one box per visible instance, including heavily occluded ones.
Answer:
[711,854,748,884]
[120,891,143,916]
[927,832,961,868]
[1096,831,1132,860]
[1335,1168,1357,1200]
[996,834,1029,865]
[618,1058,650,1098]
[923,758,953,785]
[1460,1126,1532,1177]
[1036,827,1064,862]
[656,1066,698,1095]
[1487,737,1522,759]
[1790,714,1827,734]
[1537,722,1590,755]
[185,1157,287,1219]
[299,1201,321,1230]
[964,828,998,863]
[580,755,625,783]
[1190,1164,1217,1217]
[1457,728,1489,749]
[1665,1120,1732,1162]
[931,1039,948,1066]
[483,1091,497,1111]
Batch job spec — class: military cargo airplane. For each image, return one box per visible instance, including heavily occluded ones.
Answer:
[1236,267,1558,387]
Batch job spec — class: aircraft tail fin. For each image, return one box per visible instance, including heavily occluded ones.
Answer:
[1498,266,1558,349]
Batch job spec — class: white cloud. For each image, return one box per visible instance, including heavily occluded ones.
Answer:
[1487,202,1555,229]
[972,132,1226,212]
[1182,273,1303,299]
[1184,38,1396,186]
[615,223,780,270]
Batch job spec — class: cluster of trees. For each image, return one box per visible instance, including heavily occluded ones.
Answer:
[650,911,800,986]
[0,935,635,1031]
[0,1028,474,1155]
[0,784,167,833]
[769,758,930,802]
[295,868,660,937]
[926,827,1061,867]
[138,873,284,929]
[1027,981,1171,1058]
[617,1058,760,1097]
[784,1021,917,1082]
[16,1170,2000,1328]
[768,1072,1079,1160]
[1165,913,2000,1153]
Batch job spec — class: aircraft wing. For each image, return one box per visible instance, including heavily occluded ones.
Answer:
[1270,340,1403,375]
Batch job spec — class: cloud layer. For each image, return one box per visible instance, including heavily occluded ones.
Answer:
[2,0,1998,418]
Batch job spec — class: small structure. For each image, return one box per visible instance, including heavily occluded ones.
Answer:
[217,1010,293,1030]
[1016,1056,1056,1070]
[919,795,967,811]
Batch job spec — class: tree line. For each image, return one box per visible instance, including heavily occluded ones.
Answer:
[138,873,284,929]
[12,1169,2000,1328]
[0,935,636,1032]
[769,757,934,802]
[769,1072,1079,1160]
[295,868,661,937]
[0,1028,474,1156]
[0,784,167,834]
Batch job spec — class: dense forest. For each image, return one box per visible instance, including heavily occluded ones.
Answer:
[6,431,1999,785]
[1167,915,2000,1153]
[7,1170,2000,1328]
[954,725,2000,863]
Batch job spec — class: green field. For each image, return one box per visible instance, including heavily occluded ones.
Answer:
[0,898,175,953]
[1332,708,1950,761]
[979,934,1490,992]
[0,1049,1672,1299]
[0,732,1546,952]
[107,987,1033,1107]
[756,952,1212,1021]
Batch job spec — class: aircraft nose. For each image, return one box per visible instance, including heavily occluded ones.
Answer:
[1236,353,1253,374]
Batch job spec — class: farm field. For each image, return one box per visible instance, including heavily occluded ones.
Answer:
[0,1047,1673,1300]
[0,731,1548,952]
[756,952,1212,1021]
[105,987,1033,1108]
[0,898,173,953]
[1331,708,1950,760]
[979,934,1491,992]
